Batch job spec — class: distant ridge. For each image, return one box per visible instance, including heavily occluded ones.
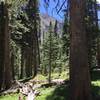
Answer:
[40,13,63,39]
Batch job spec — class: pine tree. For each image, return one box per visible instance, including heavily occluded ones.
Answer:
[62,11,70,57]
[86,0,98,69]
[26,0,40,77]
[40,21,60,82]
[54,20,58,37]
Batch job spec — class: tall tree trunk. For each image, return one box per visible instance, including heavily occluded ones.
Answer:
[70,0,92,100]
[27,0,40,77]
[37,38,41,72]
[48,32,52,83]
[11,53,15,80]
[33,33,38,77]
[48,22,52,83]
[25,47,32,77]
[0,2,5,90]
[0,2,12,90]
[97,39,100,68]
[20,46,25,79]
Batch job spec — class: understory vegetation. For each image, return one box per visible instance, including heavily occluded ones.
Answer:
[0,71,100,100]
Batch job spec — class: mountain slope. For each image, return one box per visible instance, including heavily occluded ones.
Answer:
[40,13,63,41]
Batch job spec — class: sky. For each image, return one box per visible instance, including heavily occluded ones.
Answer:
[39,0,100,21]
[97,0,100,20]
[39,0,66,21]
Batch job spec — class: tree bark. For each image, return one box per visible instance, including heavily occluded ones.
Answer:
[25,47,32,78]
[11,53,15,80]
[20,46,24,79]
[48,22,52,83]
[0,2,12,90]
[27,0,39,77]
[48,35,52,83]
[33,33,38,77]
[97,39,100,68]
[70,0,92,100]
[0,2,5,90]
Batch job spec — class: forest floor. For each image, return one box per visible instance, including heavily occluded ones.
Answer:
[0,70,100,100]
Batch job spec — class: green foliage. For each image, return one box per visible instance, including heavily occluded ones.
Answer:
[46,85,69,100]
[40,31,62,74]
[40,18,69,76]
[36,87,55,100]
[10,39,21,79]
[43,32,59,61]
[0,94,20,100]
[8,0,41,79]
[91,71,100,99]
[9,0,28,79]
[85,0,99,68]
[0,70,100,100]
[62,12,70,57]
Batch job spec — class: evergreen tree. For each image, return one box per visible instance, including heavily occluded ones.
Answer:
[62,11,70,57]
[86,0,98,69]
[41,21,60,82]
[26,0,40,77]
[54,20,58,37]
[9,0,28,79]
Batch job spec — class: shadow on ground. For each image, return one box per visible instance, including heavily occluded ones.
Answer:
[46,81,69,100]
[46,71,100,100]
[92,85,100,100]
[46,84,100,100]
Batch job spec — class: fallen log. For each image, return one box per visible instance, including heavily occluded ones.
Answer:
[0,79,68,96]
[0,80,23,95]
[19,76,34,83]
